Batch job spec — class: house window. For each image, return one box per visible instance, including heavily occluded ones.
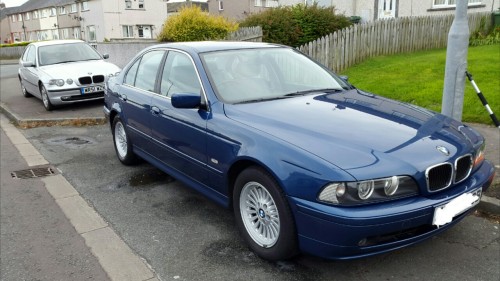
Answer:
[62,28,69,39]
[87,25,96,41]
[41,9,48,18]
[73,27,80,39]
[33,10,39,19]
[125,0,132,8]
[123,25,133,38]
[25,12,30,20]
[11,15,16,22]
[70,3,77,13]
[265,0,279,7]
[255,0,262,6]
[52,29,59,40]
[139,0,144,9]
[60,6,66,14]
[18,14,22,21]
[137,25,152,38]
[219,1,224,10]
[81,1,89,11]
[51,7,57,16]
[433,0,482,6]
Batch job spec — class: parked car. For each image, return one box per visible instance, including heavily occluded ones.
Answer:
[104,42,495,261]
[18,40,120,111]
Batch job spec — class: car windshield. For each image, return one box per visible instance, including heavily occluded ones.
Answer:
[200,48,348,104]
[38,43,102,66]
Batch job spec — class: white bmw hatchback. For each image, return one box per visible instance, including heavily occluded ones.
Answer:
[18,40,121,111]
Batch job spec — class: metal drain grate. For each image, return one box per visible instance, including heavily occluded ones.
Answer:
[11,166,56,179]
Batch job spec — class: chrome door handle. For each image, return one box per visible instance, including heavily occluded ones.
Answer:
[151,106,160,115]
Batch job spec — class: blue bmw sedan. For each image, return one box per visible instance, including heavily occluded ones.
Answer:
[104,42,495,261]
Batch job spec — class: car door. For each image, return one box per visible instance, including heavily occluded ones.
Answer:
[19,45,40,96]
[150,50,209,185]
[119,49,166,152]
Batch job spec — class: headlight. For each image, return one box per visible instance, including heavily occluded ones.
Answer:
[66,78,73,85]
[108,72,120,78]
[473,141,485,168]
[48,79,65,86]
[318,176,419,206]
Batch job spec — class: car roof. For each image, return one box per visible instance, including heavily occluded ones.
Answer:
[146,41,285,54]
[29,39,86,47]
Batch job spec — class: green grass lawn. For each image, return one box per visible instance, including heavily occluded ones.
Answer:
[340,45,500,125]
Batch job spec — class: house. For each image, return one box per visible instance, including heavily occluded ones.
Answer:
[318,0,499,23]
[0,5,19,43]
[207,0,302,20]
[4,0,178,43]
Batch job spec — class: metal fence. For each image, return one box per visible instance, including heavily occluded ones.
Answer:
[298,12,493,73]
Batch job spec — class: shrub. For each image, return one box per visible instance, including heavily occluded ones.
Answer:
[470,26,500,46]
[240,4,351,47]
[0,41,31,48]
[158,6,238,42]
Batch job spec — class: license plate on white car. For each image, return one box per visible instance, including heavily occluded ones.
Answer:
[81,85,104,94]
[432,188,482,227]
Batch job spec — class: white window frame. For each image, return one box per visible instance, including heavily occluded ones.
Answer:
[87,25,96,41]
[254,0,262,6]
[41,9,48,18]
[25,12,30,20]
[433,0,482,7]
[59,6,66,14]
[11,15,16,22]
[138,0,144,9]
[50,7,57,16]
[17,14,22,21]
[265,0,279,8]
[125,0,132,9]
[123,25,134,38]
[218,1,224,10]
[70,3,77,13]
[81,1,89,11]
[33,10,39,19]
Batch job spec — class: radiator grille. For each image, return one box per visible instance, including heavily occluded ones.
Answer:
[454,155,473,184]
[426,163,453,191]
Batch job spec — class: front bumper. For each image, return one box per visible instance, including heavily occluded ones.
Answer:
[47,87,104,105]
[290,160,495,260]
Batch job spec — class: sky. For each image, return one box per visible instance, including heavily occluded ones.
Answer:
[1,0,28,8]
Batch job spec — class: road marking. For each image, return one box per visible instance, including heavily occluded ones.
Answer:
[1,115,159,281]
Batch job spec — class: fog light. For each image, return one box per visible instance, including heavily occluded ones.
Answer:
[358,180,374,200]
[66,78,73,85]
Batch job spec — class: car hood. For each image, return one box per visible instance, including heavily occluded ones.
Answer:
[39,60,120,80]
[223,90,482,179]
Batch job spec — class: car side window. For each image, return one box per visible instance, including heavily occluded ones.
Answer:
[160,51,201,97]
[22,46,35,63]
[134,50,165,92]
[124,58,140,86]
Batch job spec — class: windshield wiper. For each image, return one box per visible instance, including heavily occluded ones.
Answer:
[284,88,344,97]
[235,96,291,104]
[50,60,80,65]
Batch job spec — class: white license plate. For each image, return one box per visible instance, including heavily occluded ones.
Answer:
[81,85,104,94]
[432,188,482,227]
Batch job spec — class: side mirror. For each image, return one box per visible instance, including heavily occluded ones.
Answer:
[22,61,35,67]
[102,54,109,59]
[339,75,349,82]
[171,93,201,109]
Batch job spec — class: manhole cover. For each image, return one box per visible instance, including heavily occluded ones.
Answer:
[46,136,96,148]
[11,166,57,179]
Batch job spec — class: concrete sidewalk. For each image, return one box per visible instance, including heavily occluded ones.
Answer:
[1,115,160,281]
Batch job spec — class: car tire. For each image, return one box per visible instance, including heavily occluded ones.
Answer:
[40,84,54,111]
[233,166,298,261]
[19,78,31,98]
[112,117,139,165]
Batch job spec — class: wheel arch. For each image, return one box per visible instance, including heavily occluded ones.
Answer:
[227,158,283,210]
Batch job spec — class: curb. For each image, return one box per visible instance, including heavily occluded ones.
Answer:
[477,195,500,215]
[0,102,106,128]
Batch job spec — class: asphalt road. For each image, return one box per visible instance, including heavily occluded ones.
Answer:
[17,124,499,281]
